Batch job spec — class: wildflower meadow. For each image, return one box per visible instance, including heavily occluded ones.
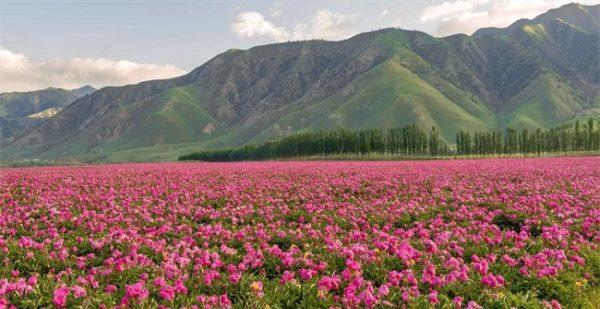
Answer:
[0,158,598,308]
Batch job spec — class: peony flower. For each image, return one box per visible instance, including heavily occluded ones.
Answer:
[428,290,439,305]
[121,282,149,305]
[71,285,87,298]
[467,301,484,309]
[159,286,175,301]
[104,285,117,293]
[482,273,505,288]
[280,271,295,284]
[53,286,69,308]
[453,296,463,308]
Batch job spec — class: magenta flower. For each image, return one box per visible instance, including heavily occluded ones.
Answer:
[482,273,505,288]
[71,285,87,298]
[121,282,149,305]
[318,275,341,291]
[280,271,295,284]
[453,296,463,308]
[159,286,175,301]
[53,286,69,308]
[203,270,221,286]
[428,290,439,305]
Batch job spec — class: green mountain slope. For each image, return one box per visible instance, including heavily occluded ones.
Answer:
[1,3,598,161]
[499,73,585,129]
[247,56,496,144]
[0,86,96,146]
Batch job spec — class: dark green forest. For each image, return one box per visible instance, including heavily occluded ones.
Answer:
[179,119,600,162]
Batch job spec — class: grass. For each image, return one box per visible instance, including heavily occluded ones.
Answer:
[522,24,550,41]
[3,151,597,168]
[235,151,600,162]
[248,56,496,145]
[101,86,224,152]
[500,73,584,129]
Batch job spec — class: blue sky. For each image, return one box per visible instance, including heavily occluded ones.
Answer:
[1,0,598,92]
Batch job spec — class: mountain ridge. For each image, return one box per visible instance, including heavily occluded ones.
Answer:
[0,86,96,146]
[2,3,598,161]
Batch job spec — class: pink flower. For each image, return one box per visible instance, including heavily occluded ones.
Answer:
[53,286,69,308]
[318,275,341,291]
[345,259,361,272]
[422,263,442,287]
[360,285,377,308]
[453,296,463,308]
[472,257,488,275]
[197,293,232,309]
[520,267,530,277]
[219,294,233,308]
[159,286,176,301]
[299,268,317,281]
[153,277,167,288]
[428,290,439,305]
[104,285,117,293]
[482,273,505,288]
[174,279,188,294]
[121,282,149,305]
[228,272,242,284]
[537,267,558,278]
[18,237,34,248]
[543,299,562,309]
[394,242,421,264]
[501,254,518,267]
[467,301,484,309]
[203,270,221,286]
[26,276,37,286]
[71,285,87,298]
[377,284,389,297]
[280,271,295,284]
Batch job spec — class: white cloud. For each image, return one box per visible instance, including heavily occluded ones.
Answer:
[230,11,290,41]
[231,10,359,42]
[420,0,599,36]
[378,10,390,19]
[291,10,358,41]
[420,0,486,22]
[0,48,186,93]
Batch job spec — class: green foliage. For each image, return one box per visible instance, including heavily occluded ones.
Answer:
[456,118,600,156]
[180,125,449,162]
[181,118,600,162]
[492,213,525,233]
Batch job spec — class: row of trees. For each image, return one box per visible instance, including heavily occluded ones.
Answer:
[179,119,599,162]
[456,119,600,155]
[179,125,448,162]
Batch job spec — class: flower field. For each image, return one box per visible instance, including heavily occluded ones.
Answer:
[1,158,599,308]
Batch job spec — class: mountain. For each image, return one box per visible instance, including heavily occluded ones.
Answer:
[2,3,598,161]
[0,86,96,146]
[69,85,97,98]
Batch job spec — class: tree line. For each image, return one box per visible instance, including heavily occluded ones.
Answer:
[456,119,600,156]
[179,119,599,162]
[179,124,447,162]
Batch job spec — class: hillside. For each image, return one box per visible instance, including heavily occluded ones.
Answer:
[0,86,96,146]
[2,3,598,161]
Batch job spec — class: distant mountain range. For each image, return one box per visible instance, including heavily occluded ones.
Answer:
[0,86,96,146]
[1,3,598,161]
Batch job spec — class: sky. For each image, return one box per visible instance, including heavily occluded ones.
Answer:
[1,0,598,92]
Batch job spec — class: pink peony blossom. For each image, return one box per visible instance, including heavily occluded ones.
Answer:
[53,287,69,308]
